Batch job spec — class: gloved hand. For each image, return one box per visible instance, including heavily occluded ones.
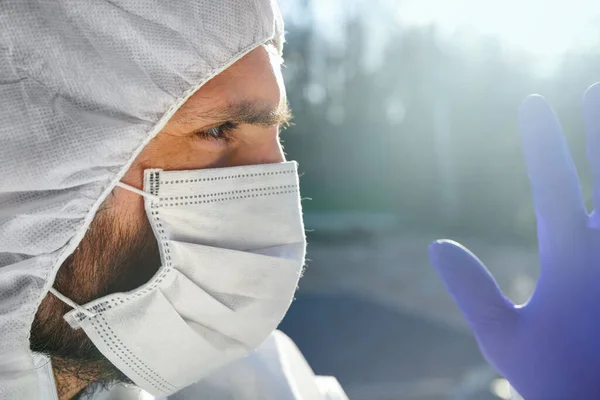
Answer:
[429,83,600,399]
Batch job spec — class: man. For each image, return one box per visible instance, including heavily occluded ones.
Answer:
[0,1,347,399]
[4,0,600,399]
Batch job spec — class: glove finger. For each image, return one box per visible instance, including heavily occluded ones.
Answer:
[429,240,517,337]
[583,83,600,216]
[519,95,587,237]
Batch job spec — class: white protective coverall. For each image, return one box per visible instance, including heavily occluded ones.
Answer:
[33,331,347,400]
[0,1,348,399]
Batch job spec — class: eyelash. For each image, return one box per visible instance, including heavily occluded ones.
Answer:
[193,122,238,143]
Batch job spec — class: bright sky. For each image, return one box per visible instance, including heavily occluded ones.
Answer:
[397,0,600,58]
[280,0,600,75]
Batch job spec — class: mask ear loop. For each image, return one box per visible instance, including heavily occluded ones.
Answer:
[50,182,159,319]
[48,183,159,320]
[116,182,160,202]
[48,288,96,318]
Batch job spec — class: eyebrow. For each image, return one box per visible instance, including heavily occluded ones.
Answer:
[176,100,293,128]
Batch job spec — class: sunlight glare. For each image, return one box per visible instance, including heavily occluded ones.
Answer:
[397,0,600,58]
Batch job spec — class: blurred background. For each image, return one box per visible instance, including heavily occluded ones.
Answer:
[275,1,600,399]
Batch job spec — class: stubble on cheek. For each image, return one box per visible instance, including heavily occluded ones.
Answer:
[29,201,161,387]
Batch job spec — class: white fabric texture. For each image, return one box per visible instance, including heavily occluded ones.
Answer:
[169,331,349,400]
[59,162,306,396]
[34,331,348,400]
[32,354,57,400]
[0,1,284,398]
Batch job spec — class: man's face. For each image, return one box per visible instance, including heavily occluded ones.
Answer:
[30,44,290,389]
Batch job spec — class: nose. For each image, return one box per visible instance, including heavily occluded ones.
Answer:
[227,127,285,167]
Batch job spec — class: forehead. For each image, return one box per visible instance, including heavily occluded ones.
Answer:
[175,45,285,117]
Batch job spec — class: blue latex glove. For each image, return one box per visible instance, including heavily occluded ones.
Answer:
[429,83,600,399]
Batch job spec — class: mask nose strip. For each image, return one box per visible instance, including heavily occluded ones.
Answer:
[116,181,160,202]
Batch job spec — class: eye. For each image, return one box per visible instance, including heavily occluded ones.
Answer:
[193,122,238,142]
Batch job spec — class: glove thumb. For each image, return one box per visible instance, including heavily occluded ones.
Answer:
[429,240,518,337]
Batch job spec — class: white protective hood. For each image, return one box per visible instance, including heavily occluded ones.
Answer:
[0,1,284,398]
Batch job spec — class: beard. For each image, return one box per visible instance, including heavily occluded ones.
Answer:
[29,202,161,395]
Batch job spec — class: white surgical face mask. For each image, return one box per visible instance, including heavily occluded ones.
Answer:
[49,161,306,396]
